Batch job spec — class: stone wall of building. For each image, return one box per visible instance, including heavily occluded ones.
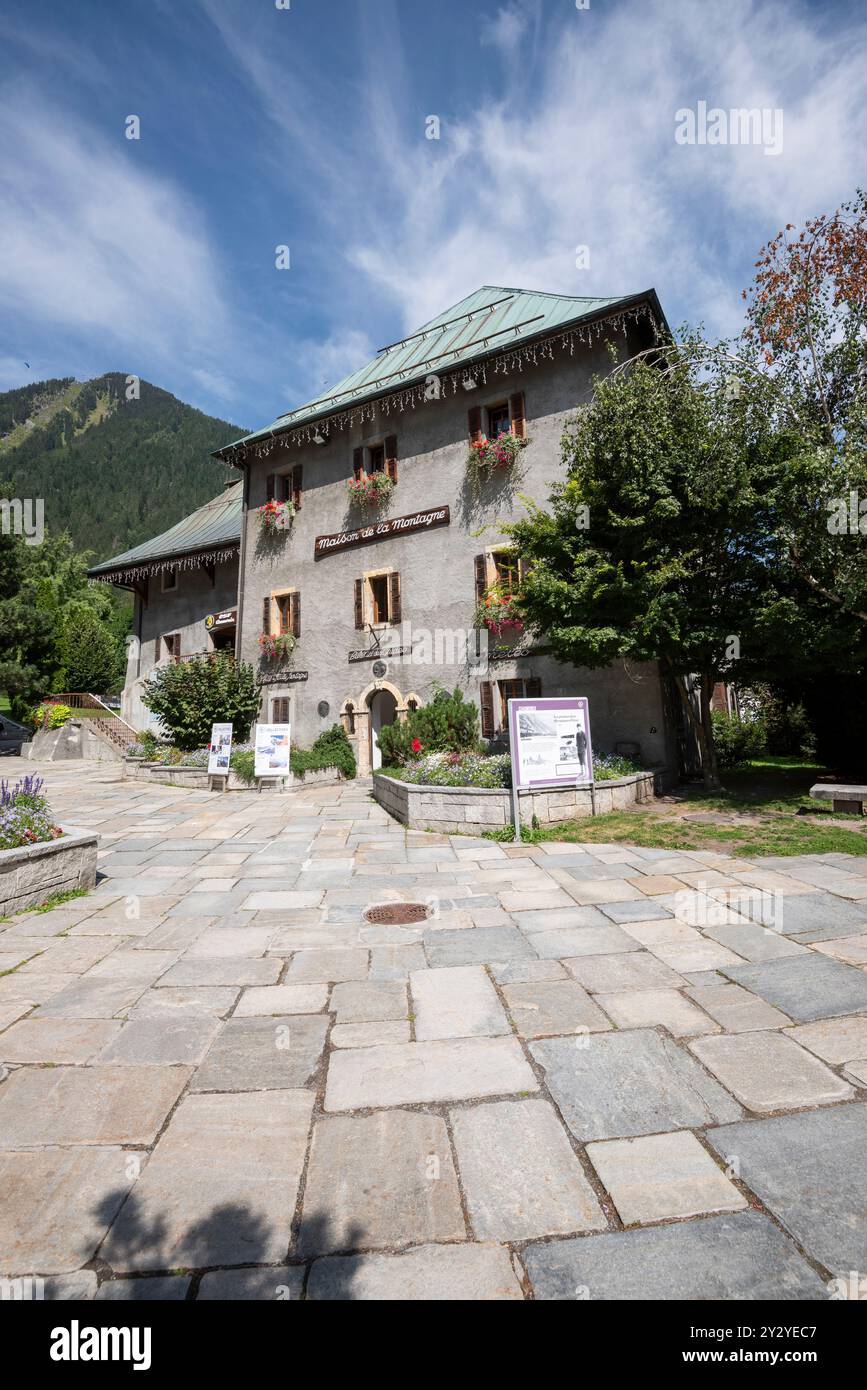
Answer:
[235,321,678,777]
[122,557,239,730]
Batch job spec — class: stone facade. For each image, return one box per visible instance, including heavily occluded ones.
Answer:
[373,771,656,834]
[123,557,238,730]
[0,827,98,916]
[233,318,677,777]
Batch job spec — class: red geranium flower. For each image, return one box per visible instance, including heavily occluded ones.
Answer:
[411,738,422,753]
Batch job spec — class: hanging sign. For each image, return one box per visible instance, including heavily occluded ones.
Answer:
[253,723,291,778]
[207,722,233,775]
[205,609,237,630]
[507,697,593,790]
[314,506,449,558]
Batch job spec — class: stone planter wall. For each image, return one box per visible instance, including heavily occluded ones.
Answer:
[373,771,656,834]
[0,826,98,917]
[122,760,345,793]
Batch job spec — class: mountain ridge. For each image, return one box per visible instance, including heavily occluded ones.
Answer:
[0,373,245,561]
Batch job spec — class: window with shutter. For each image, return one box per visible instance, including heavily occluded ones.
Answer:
[354,578,364,629]
[474,554,488,602]
[493,550,519,589]
[272,697,290,724]
[262,596,272,635]
[385,434,398,482]
[479,681,495,739]
[266,473,277,501]
[388,571,401,624]
[291,591,301,638]
[368,444,385,474]
[276,594,291,634]
[509,390,527,439]
[353,448,364,481]
[468,406,483,443]
[499,679,524,726]
[487,402,510,440]
[291,465,303,509]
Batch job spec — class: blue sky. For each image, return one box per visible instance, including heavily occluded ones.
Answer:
[1,0,864,431]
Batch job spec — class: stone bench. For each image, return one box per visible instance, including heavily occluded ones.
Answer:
[810,783,867,815]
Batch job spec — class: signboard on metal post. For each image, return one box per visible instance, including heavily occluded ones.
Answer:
[507,697,594,842]
[253,723,292,781]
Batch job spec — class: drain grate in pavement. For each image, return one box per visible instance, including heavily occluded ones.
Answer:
[364,902,429,925]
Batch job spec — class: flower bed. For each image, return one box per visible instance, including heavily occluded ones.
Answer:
[374,765,656,834]
[385,750,644,790]
[0,776,63,851]
[0,777,97,915]
[257,499,295,533]
[346,472,394,509]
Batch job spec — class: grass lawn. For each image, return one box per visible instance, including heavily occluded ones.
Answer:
[491,757,867,858]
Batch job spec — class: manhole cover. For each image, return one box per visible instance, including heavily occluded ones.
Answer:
[363,902,429,925]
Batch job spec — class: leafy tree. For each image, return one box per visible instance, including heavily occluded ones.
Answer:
[737,190,867,770]
[142,654,261,750]
[59,607,124,694]
[506,346,787,787]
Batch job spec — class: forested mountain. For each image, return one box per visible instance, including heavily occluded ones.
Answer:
[0,374,244,560]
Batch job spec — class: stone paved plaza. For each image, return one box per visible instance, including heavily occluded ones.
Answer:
[2,759,867,1300]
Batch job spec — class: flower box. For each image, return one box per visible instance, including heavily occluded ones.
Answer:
[474,584,524,638]
[346,473,394,509]
[258,631,296,661]
[257,499,295,533]
[466,431,528,482]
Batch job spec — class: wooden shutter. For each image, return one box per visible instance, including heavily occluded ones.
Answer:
[272,696,290,723]
[291,591,301,638]
[354,578,364,630]
[388,571,401,624]
[509,391,526,439]
[262,595,272,635]
[155,635,161,661]
[468,406,483,443]
[291,465,303,509]
[265,473,277,501]
[479,681,495,739]
[353,447,364,481]
[518,556,531,586]
[474,554,488,602]
[525,676,542,699]
[385,434,398,482]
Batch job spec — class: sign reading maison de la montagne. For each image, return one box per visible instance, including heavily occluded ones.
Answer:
[314,506,450,559]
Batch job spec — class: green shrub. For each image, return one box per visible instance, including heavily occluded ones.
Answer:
[142,654,261,751]
[229,725,356,784]
[230,748,256,784]
[32,702,72,730]
[376,687,479,766]
[711,712,767,769]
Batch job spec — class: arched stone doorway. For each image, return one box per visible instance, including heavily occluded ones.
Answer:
[368,688,398,770]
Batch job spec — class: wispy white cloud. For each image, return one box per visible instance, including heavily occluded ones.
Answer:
[0,87,229,366]
[481,3,530,53]
[209,0,866,352]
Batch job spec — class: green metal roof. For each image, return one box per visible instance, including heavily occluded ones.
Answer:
[88,482,242,581]
[216,285,663,455]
